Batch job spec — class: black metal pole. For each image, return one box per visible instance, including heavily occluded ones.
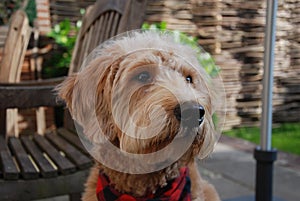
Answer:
[254,148,277,201]
[255,0,278,201]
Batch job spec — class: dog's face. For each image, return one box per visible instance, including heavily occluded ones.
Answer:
[58,32,220,173]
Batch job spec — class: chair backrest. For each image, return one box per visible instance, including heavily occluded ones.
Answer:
[0,10,31,83]
[0,10,32,136]
[69,0,147,74]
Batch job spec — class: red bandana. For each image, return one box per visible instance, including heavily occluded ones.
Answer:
[96,167,191,201]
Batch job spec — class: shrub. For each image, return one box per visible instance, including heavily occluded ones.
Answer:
[43,19,81,78]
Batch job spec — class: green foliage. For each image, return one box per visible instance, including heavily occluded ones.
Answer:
[224,123,300,155]
[142,21,167,30]
[48,19,79,56]
[44,19,80,77]
[142,22,220,77]
[42,19,81,78]
[0,0,36,26]
[24,0,36,26]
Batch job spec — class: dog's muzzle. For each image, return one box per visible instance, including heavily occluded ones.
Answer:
[174,101,205,128]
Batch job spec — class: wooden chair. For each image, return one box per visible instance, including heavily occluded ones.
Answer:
[0,10,32,137]
[0,0,147,200]
[69,0,147,74]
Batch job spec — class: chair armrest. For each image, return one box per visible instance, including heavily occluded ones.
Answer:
[0,78,66,109]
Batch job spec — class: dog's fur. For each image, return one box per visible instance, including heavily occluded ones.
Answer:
[57,31,221,201]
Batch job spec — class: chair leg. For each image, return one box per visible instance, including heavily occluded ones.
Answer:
[36,107,46,135]
[69,193,81,201]
[6,109,19,137]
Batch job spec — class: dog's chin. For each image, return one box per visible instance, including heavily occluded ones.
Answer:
[179,131,205,160]
[153,134,204,175]
[149,127,205,164]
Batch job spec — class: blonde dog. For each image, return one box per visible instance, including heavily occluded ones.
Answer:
[58,31,221,201]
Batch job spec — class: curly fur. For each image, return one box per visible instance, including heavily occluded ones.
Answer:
[57,31,221,201]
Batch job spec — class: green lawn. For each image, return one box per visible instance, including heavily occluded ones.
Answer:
[223,123,300,155]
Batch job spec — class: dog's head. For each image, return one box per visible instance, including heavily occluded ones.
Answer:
[57,31,222,173]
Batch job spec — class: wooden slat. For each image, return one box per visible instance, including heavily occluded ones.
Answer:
[57,128,89,155]
[45,133,92,169]
[88,19,101,52]
[95,14,106,47]
[33,134,76,174]
[110,12,121,38]
[0,10,31,82]
[79,0,126,37]
[0,84,63,109]
[117,0,147,33]
[104,11,115,40]
[0,136,9,152]
[68,0,147,74]
[94,15,104,47]
[77,33,88,72]
[0,152,19,180]
[21,136,57,178]
[83,24,95,59]
[8,137,39,179]
[0,136,19,180]
[100,12,109,43]
[69,35,84,74]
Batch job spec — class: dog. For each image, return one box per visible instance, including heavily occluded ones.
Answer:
[57,31,221,201]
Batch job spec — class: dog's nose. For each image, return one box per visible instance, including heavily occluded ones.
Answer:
[174,102,205,128]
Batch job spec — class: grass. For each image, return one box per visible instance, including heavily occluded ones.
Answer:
[223,123,300,155]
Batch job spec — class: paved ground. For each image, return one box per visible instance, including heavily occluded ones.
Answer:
[37,136,300,201]
[200,136,300,201]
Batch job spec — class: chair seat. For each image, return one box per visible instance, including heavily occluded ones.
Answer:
[0,128,92,180]
[0,128,92,200]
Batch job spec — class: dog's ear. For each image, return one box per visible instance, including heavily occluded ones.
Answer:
[56,74,77,113]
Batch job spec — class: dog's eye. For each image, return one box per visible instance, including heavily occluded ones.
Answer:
[135,71,151,83]
[186,75,193,83]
